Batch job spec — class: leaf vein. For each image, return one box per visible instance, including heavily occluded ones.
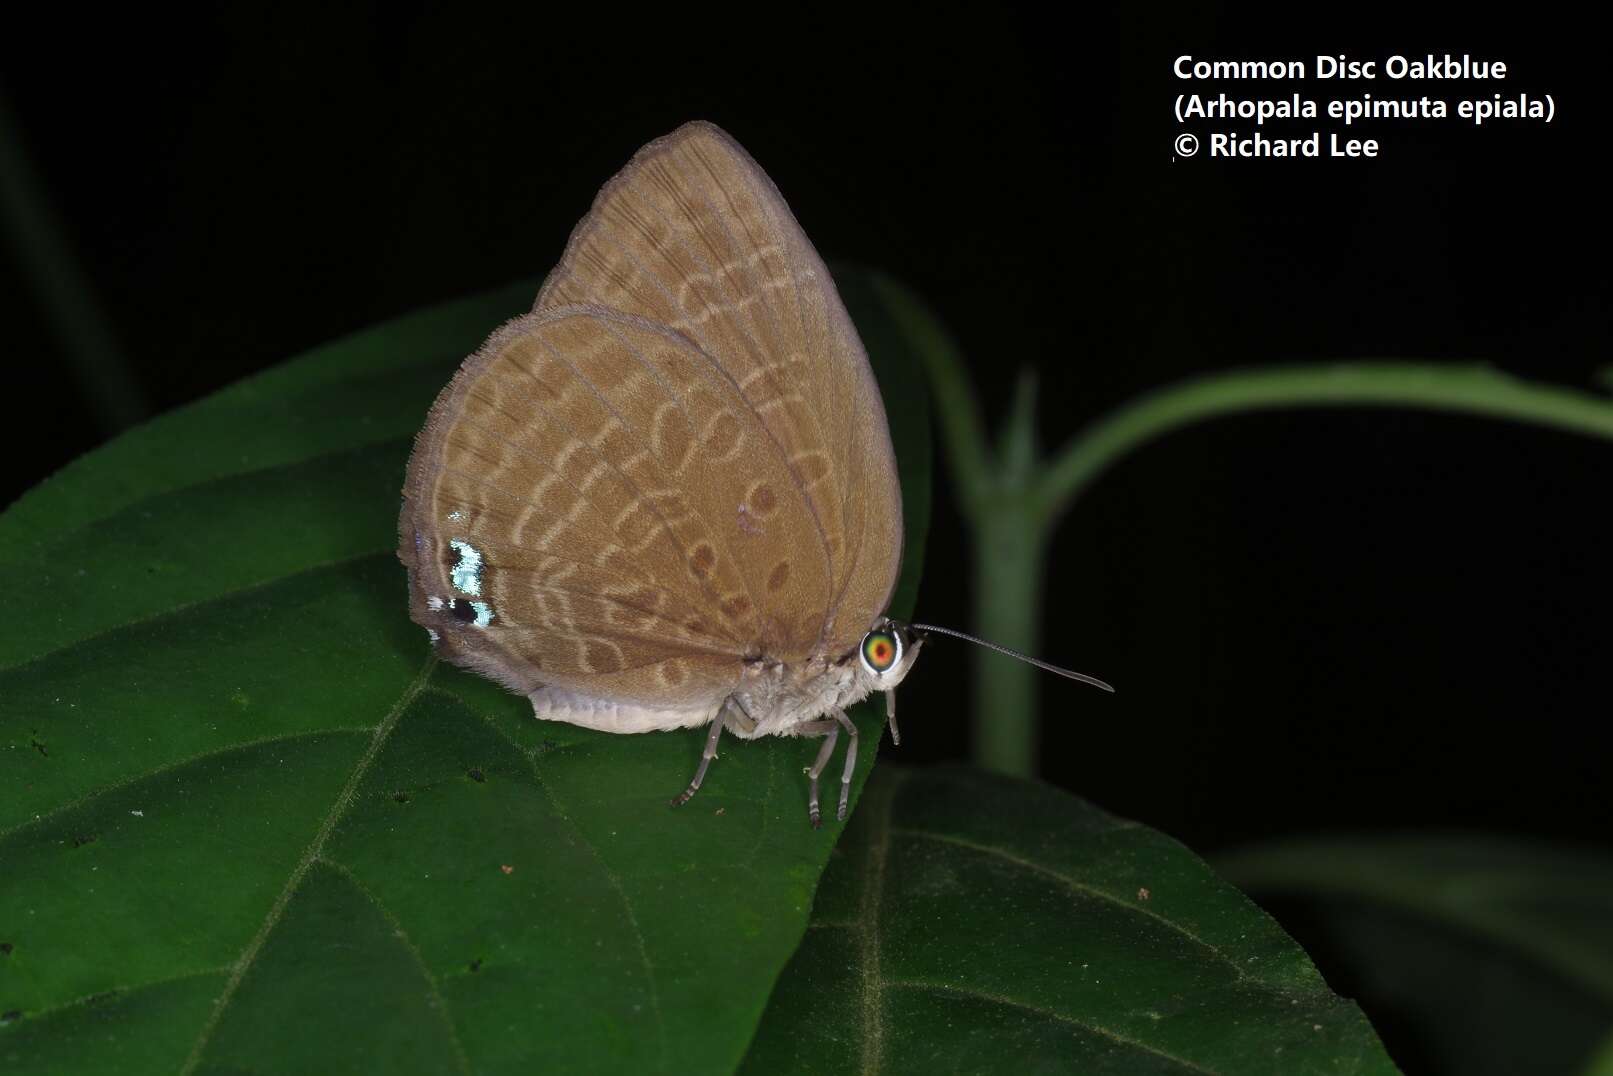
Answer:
[886,980,1219,1074]
[893,827,1255,983]
[1,965,230,1029]
[0,434,415,573]
[317,856,471,1075]
[467,705,670,1065]
[0,549,391,678]
[176,655,437,1074]
[0,727,373,845]
[858,767,904,1076]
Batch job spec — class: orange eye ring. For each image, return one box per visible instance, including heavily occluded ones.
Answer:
[859,628,902,676]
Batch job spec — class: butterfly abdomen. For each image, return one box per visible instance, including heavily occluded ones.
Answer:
[529,685,721,735]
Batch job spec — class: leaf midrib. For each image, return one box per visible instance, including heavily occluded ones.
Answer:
[817,785,1358,1075]
[856,768,899,1076]
[838,776,1226,1075]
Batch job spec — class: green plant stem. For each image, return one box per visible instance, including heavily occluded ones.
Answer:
[1034,362,1613,515]
[874,274,991,513]
[882,255,1613,777]
[972,507,1047,775]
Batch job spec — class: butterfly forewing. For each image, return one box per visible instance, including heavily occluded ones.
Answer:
[400,120,901,715]
[535,122,902,654]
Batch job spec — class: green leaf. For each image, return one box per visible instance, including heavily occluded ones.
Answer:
[1580,1029,1613,1076]
[740,767,1399,1075]
[0,269,931,1074]
[1218,836,1613,1076]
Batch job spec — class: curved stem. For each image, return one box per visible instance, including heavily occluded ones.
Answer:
[871,273,993,512]
[1034,362,1613,517]
[879,273,1613,779]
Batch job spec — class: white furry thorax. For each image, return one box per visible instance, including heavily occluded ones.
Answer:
[728,658,873,738]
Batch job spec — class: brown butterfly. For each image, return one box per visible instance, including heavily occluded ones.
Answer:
[398,122,1108,826]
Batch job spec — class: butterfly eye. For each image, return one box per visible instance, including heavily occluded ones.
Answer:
[859,629,902,676]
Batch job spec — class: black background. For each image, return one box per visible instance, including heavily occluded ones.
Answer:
[3,7,1607,867]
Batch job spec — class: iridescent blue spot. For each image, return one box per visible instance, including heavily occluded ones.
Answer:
[449,539,484,596]
[469,601,494,628]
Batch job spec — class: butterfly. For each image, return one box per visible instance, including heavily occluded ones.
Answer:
[398,121,1109,826]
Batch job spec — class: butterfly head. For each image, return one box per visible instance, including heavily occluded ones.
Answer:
[852,620,924,691]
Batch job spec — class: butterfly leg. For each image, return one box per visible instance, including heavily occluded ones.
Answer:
[885,689,901,746]
[834,710,858,821]
[799,719,840,828]
[670,715,726,808]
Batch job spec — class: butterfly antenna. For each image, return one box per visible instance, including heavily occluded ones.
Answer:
[908,623,1115,693]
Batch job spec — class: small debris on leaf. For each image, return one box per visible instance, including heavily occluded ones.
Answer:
[500,864,514,875]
